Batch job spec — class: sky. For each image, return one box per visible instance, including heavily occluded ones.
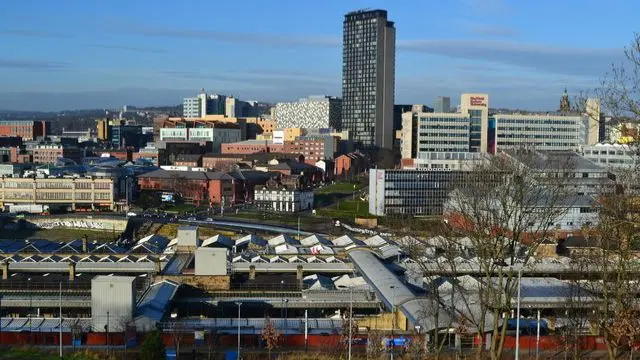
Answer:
[0,0,638,111]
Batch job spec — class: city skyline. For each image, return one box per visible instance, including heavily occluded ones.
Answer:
[0,0,636,111]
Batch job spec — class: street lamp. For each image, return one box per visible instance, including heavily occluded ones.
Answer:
[235,302,242,360]
[390,285,396,360]
[348,288,353,360]
[59,281,63,359]
[515,268,523,360]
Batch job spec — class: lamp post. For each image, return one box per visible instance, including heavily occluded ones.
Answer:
[28,277,31,345]
[390,285,396,360]
[348,288,353,360]
[59,281,63,359]
[515,269,522,360]
[235,302,242,360]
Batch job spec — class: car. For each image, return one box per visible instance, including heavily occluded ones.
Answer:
[206,217,213,222]
[126,212,137,217]
[187,217,196,221]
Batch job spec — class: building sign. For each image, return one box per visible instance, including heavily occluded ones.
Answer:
[470,96,487,107]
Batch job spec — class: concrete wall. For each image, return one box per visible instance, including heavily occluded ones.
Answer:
[195,247,228,275]
[27,217,128,231]
[91,276,135,332]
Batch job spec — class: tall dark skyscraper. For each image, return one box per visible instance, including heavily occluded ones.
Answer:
[341,9,396,150]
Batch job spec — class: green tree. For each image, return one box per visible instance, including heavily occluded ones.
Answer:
[140,330,166,360]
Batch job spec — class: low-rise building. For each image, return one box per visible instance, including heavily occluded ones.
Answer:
[159,126,241,153]
[0,176,115,210]
[137,168,234,205]
[583,143,636,170]
[254,185,314,212]
[31,144,83,164]
[174,154,203,167]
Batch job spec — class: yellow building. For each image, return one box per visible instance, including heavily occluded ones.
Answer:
[0,177,115,210]
[97,120,109,140]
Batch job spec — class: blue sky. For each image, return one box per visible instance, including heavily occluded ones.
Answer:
[0,0,637,111]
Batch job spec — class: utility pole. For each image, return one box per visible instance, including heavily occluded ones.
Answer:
[348,288,353,360]
[235,302,242,360]
[390,285,396,360]
[515,269,522,360]
[59,281,63,359]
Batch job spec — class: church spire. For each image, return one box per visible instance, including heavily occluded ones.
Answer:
[559,88,571,112]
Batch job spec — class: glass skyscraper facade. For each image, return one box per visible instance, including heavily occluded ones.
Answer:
[341,9,396,150]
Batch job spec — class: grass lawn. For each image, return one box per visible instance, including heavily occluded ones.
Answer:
[316,199,372,220]
[315,181,362,195]
[0,348,109,360]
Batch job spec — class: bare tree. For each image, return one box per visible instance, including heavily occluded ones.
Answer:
[440,152,574,360]
[166,320,185,360]
[366,329,385,360]
[261,317,280,359]
[340,307,359,356]
[570,182,640,360]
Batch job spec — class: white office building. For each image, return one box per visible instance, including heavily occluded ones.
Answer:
[159,127,241,152]
[254,187,314,213]
[275,96,342,129]
[494,114,587,151]
[583,143,636,169]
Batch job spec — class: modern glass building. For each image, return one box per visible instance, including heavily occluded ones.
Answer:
[341,9,395,150]
[494,114,586,151]
[369,168,502,216]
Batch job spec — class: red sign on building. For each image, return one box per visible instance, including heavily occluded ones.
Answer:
[470,96,487,107]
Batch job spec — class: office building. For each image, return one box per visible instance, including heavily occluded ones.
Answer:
[159,126,242,153]
[225,96,254,118]
[275,96,342,129]
[32,144,83,164]
[583,143,636,170]
[0,120,48,140]
[0,176,115,211]
[342,9,395,150]
[369,169,490,216]
[434,96,451,113]
[494,114,586,151]
[183,91,227,118]
[585,98,606,145]
[460,93,490,153]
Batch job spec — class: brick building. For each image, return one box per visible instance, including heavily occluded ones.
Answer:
[31,144,83,164]
[137,168,234,205]
[0,120,48,140]
[335,152,368,177]
[174,154,203,167]
[221,139,284,154]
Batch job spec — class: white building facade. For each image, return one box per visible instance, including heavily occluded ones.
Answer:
[159,128,241,152]
[254,187,314,212]
[583,143,636,169]
[275,96,342,129]
[494,114,587,151]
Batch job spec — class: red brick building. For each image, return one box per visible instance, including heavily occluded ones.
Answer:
[32,144,83,164]
[0,120,48,140]
[221,140,284,155]
[137,168,234,205]
[174,154,203,167]
[335,152,368,177]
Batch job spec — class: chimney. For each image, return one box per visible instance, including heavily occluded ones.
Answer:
[68,262,76,281]
[155,261,162,274]
[2,261,8,280]
[249,265,256,280]
[82,236,88,253]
